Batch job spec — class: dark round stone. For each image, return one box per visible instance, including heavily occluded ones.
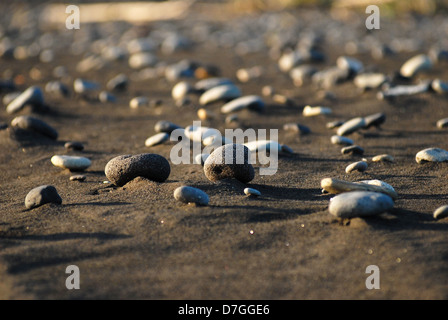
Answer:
[25,185,62,209]
[11,115,58,140]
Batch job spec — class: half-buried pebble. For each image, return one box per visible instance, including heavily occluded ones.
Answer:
[64,141,84,151]
[283,123,311,135]
[372,154,394,163]
[204,144,254,183]
[154,120,183,134]
[6,86,44,114]
[70,175,86,182]
[174,186,209,206]
[51,155,91,171]
[436,118,448,129]
[341,145,364,156]
[433,205,448,220]
[199,84,242,105]
[431,79,448,94]
[145,132,169,147]
[244,187,261,197]
[105,153,170,186]
[345,161,368,173]
[220,95,265,114]
[415,148,448,164]
[337,117,366,136]
[11,115,58,140]
[129,96,149,109]
[328,191,394,219]
[25,185,62,209]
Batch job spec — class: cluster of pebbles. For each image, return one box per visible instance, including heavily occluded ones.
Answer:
[1,3,448,221]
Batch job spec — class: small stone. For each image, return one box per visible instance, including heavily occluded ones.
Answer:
[64,141,84,151]
[11,115,58,140]
[128,52,158,69]
[416,148,448,164]
[194,77,234,93]
[326,120,345,129]
[244,140,282,153]
[220,95,265,114]
[174,186,209,206]
[341,145,364,156]
[337,117,366,136]
[261,85,275,97]
[3,92,21,106]
[436,118,448,129]
[129,96,148,109]
[106,73,128,92]
[73,78,99,94]
[70,175,86,181]
[45,81,69,97]
[51,155,91,171]
[197,108,216,120]
[328,191,394,218]
[244,187,261,196]
[433,205,448,219]
[312,66,350,88]
[331,135,353,146]
[345,161,368,173]
[363,113,386,129]
[25,185,62,209]
[336,56,363,74]
[145,132,169,147]
[321,178,397,199]
[399,54,432,78]
[105,153,171,186]
[225,114,239,124]
[372,154,394,163]
[289,65,317,86]
[302,105,332,117]
[272,94,294,106]
[154,120,183,134]
[204,144,254,183]
[378,81,431,100]
[431,79,448,94]
[199,84,242,105]
[354,73,388,90]
[184,125,221,143]
[236,66,263,82]
[283,123,311,135]
[171,81,195,101]
[6,86,44,114]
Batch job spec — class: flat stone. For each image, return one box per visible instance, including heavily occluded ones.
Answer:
[345,161,368,173]
[199,84,242,105]
[244,187,261,196]
[105,153,170,186]
[6,86,44,114]
[321,178,398,199]
[331,135,353,146]
[204,144,254,183]
[377,81,431,100]
[433,205,448,219]
[154,120,183,134]
[64,141,84,151]
[341,145,364,156]
[337,117,366,136]
[416,148,448,164]
[436,118,448,129]
[70,175,86,181]
[25,185,62,209]
[354,73,388,90]
[328,191,394,218]
[145,132,169,147]
[51,155,91,171]
[363,113,386,129]
[244,140,282,153]
[174,186,209,206]
[194,77,234,93]
[11,115,58,140]
[220,95,265,114]
[302,105,332,117]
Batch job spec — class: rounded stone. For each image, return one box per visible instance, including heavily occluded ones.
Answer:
[436,118,448,129]
[433,205,448,219]
[105,153,170,186]
[399,54,432,78]
[302,105,332,117]
[6,86,44,114]
[25,185,62,209]
[220,95,265,114]
[244,187,261,196]
[174,186,209,206]
[204,144,254,183]
[372,154,394,163]
[70,175,86,181]
[331,135,353,146]
[11,115,58,140]
[145,132,169,147]
[199,84,242,105]
[345,161,368,173]
[64,141,84,151]
[337,117,366,136]
[51,155,91,171]
[416,148,448,164]
[341,145,364,156]
[154,120,183,134]
[329,191,394,218]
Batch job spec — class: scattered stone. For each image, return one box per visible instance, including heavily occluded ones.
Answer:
[184,125,221,143]
[283,123,311,135]
[70,175,86,181]
[194,77,234,93]
[326,120,345,129]
[6,86,44,114]
[25,185,62,209]
[415,148,448,164]
[244,140,282,153]
[372,154,394,163]
[128,52,158,69]
[105,153,171,186]
[64,141,84,151]
[261,85,275,97]
[336,56,363,75]
[328,191,394,218]
[436,118,448,129]
[377,81,431,100]
[45,81,69,97]
[433,205,448,219]
[51,155,91,171]
[73,78,100,94]
[363,112,386,129]
[336,117,366,136]
[129,96,149,109]
[354,73,388,90]
[199,84,242,105]
[302,105,332,117]
[345,161,368,173]
[197,108,216,120]
[220,95,265,114]
[225,114,239,125]
[236,66,263,82]
[321,178,397,199]
[331,135,353,146]
[204,144,255,183]
[98,91,116,103]
[399,54,432,78]
[341,145,364,156]
[154,120,183,134]
[11,115,58,140]
[289,65,317,86]
[145,132,169,147]
[171,81,195,101]
[431,79,448,94]
[312,66,349,88]
[106,73,128,92]
[244,187,261,196]
[174,186,209,206]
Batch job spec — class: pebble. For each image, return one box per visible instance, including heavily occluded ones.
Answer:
[11,115,58,140]
[399,54,432,78]
[433,205,448,220]
[194,77,234,93]
[345,161,368,173]
[431,79,448,94]
[363,112,386,129]
[128,52,158,69]
[203,144,255,183]
[312,66,349,88]
[283,123,311,135]
[25,185,62,209]
[328,191,394,219]
[244,140,282,153]
[199,84,242,105]
[194,153,210,166]
[105,153,171,187]
[336,117,366,136]
[174,186,209,206]
[225,114,239,125]
[331,135,353,146]
[236,66,263,82]
[171,81,195,101]
[6,86,44,114]
[154,120,183,134]
[341,145,364,156]
[436,118,448,129]
[197,108,216,120]
[70,175,86,182]
[99,91,116,103]
[372,154,394,163]
[321,178,398,199]
[354,73,388,90]
[302,105,332,117]
[64,141,84,151]
[244,187,261,196]
[326,120,345,129]
[377,81,431,100]
[261,85,275,97]
[415,148,448,164]
[3,92,21,106]
[129,96,149,109]
[289,65,317,86]
[336,56,363,74]
[45,81,69,97]
[220,95,265,114]
[144,132,169,147]
[106,73,128,92]
[74,78,100,94]
[184,125,221,143]
[51,155,91,171]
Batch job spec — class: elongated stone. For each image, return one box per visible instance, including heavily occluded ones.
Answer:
[64,141,84,151]
[11,115,58,140]
[377,81,431,100]
[358,180,397,197]
[433,205,448,219]
[244,187,261,196]
[331,135,353,146]
[372,154,394,163]
[194,77,234,93]
[220,95,265,114]
[345,161,368,173]
[6,86,44,114]
[51,155,91,171]
[431,79,448,94]
[436,118,448,129]
[106,73,128,91]
[70,175,86,181]
[400,54,432,78]
[199,84,242,105]
[145,132,169,147]
[328,191,394,218]
[244,140,282,153]
[416,148,448,164]
[341,145,364,156]
[336,56,363,74]
[154,120,182,134]
[283,123,311,135]
[337,117,366,136]
[25,185,62,209]
[74,78,99,94]
[354,73,388,90]
[321,178,397,199]
[289,65,317,86]
[128,52,158,69]
[363,112,386,129]
[174,186,209,206]
[171,81,195,101]
[303,105,332,117]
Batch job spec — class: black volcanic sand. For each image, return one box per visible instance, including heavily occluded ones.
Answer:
[1,3,448,299]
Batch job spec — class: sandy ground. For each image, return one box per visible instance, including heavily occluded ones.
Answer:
[1,2,448,300]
